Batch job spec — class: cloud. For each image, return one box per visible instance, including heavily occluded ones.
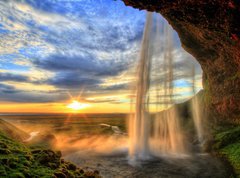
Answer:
[0,84,67,103]
[99,83,129,91]
[0,83,16,93]
[46,72,101,89]
[0,91,63,103]
[32,51,133,91]
[0,72,30,82]
[33,52,130,76]
[1,0,144,55]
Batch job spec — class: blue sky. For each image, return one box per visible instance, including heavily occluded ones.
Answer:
[0,0,202,113]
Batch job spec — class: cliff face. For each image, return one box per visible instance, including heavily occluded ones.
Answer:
[122,0,240,124]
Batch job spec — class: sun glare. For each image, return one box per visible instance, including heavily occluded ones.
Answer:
[67,100,89,111]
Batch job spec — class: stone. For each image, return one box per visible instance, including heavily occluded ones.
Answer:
[67,162,77,171]
[54,172,67,178]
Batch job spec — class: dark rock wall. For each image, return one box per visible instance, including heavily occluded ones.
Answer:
[122,0,240,124]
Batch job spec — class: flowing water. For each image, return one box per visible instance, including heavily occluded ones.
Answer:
[151,108,187,156]
[191,97,204,143]
[151,15,187,156]
[191,65,204,144]
[128,12,153,162]
[129,12,187,163]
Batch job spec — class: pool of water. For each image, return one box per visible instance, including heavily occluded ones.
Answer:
[65,150,228,178]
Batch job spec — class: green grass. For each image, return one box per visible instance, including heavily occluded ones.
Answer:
[0,131,101,178]
[214,127,240,149]
[0,132,54,178]
[220,142,240,176]
[213,126,240,177]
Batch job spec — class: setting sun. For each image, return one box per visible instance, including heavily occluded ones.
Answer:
[67,100,89,111]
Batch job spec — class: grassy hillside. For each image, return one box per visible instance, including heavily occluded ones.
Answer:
[0,119,101,178]
[0,119,29,141]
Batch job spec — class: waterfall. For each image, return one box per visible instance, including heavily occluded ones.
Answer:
[151,16,187,156]
[191,65,204,144]
[129,12,153,162]
[129,12,188,164]
[151,108,187,156]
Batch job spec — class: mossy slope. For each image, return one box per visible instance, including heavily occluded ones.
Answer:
[213,126,240,177]
[0,119,29,141]
[0,131,100,178]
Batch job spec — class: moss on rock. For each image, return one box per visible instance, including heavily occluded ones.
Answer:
[0,131,101,178]
[213,125,240,177]
[220,142,240,176]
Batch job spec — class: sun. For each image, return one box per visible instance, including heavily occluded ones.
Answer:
[67,100,89,111]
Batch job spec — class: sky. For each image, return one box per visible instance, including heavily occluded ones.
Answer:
[0,0,202,113]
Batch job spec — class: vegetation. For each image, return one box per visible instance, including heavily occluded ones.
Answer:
[213,125,240,177]
[0,131,101,178]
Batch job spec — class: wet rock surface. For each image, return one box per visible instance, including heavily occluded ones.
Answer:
[65,152,229,178]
